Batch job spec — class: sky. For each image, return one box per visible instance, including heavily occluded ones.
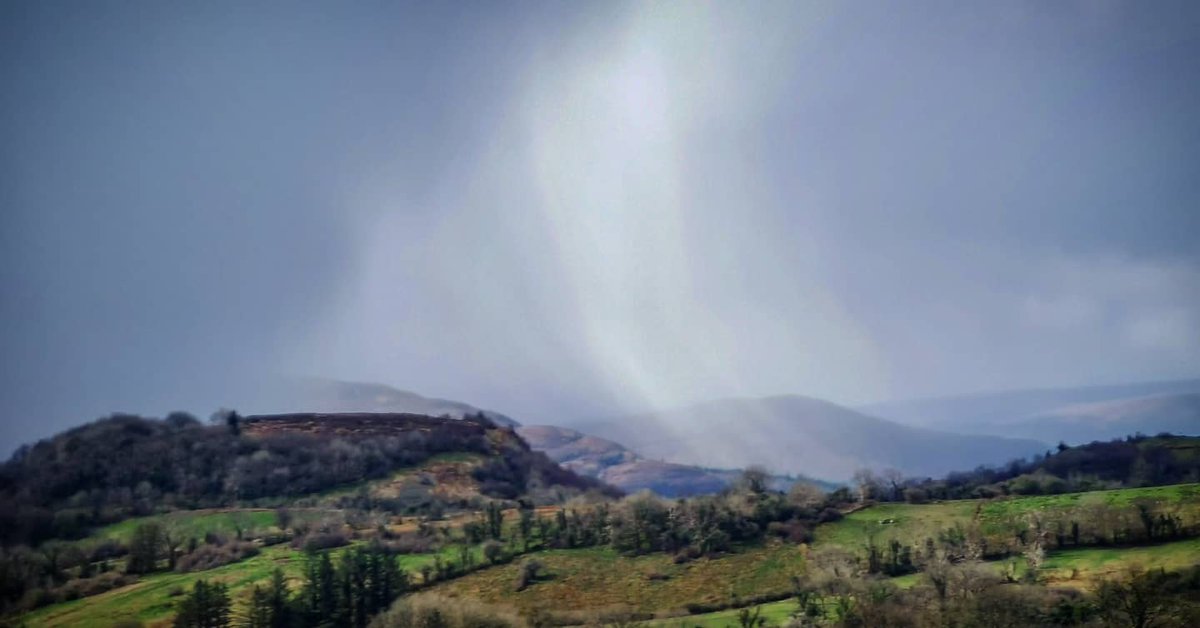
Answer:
[2,1,1199,450]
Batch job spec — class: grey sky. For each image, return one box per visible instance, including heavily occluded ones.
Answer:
[2,1,1198,450]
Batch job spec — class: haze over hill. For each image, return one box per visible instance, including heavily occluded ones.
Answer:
[862,378,1200,444]
[575,395,1047,481]
[235,377,520,427]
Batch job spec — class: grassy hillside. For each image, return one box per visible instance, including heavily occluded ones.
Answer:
[20,484,1200,627]
[815,484,1200,550]
[427,542,806,617]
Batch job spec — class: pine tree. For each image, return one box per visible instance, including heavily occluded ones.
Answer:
[174,580,230,628]
[126,522,162,574]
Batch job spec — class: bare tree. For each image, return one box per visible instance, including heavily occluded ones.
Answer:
[787,482,825,510]
[852,469,880,503]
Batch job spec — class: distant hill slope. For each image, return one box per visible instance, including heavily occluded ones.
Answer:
[240,377,520,427]
[574,395,1047,481]
[517,425,824,497]
[520,424,725,497]
[860,379,1200,443]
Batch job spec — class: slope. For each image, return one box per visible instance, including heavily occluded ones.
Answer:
[860,378,1200,442]
[574,395,1046,481]
[518,425,732,497]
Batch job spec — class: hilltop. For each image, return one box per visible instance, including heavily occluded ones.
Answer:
[236,377,521,427]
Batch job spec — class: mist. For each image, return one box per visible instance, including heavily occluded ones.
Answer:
[2,1,1199,452]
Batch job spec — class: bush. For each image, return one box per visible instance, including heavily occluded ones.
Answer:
[291,531,349,552]
[514,559,543,592]
[376,532,438,555]
[175,541,259,572]
[370,593,523,628]
[766,519,813,543]
[816,508,844,523]
[904,487,930,504]
[482,540,504,564]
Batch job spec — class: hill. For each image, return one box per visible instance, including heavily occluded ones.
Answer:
[861,378,1200,443]
[574,395,1046,480]
[0,411,610,547]
[237,377,521,427]
[519,425,835,497]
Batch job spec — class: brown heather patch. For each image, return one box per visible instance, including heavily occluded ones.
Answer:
[427,540,806,615]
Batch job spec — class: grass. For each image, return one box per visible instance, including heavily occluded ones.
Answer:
[813,501,977,549]
[814,484,1200,551]
[93,509,284,544]
[645,598,799,627]
[428,541,807,616]
[979,484,1200,520]
[1038,537,1200,587]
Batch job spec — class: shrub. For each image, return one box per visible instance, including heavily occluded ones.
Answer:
[482,540,504,564]
[817,508,844,523]
[371,592,523,628]
[514,559,543,592]
[174,541,259,572]
[291,531,349,552]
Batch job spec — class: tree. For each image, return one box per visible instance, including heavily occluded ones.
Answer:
[484,502,504,540]
[247,568,292,628]
[852,469,880,503]
[787,482,825,510]
[162,521,184,571]
[127,522,163,574]
[1096,569,1178,628]
[174,579,230,628]
[880,468,906,502]
[738,466,771,495]
[518,507,535,552]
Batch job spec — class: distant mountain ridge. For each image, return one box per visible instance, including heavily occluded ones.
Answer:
[860,378,1200,444]
[573,395,1048,481]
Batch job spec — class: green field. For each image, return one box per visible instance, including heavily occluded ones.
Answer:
[1038,537,1200,585]
[814,484,1200,550]
[813,501,977,549]
[645,598,798,627]
[93,509,283,544]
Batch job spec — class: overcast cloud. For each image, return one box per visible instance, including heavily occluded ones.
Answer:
[2,1,1198,450]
